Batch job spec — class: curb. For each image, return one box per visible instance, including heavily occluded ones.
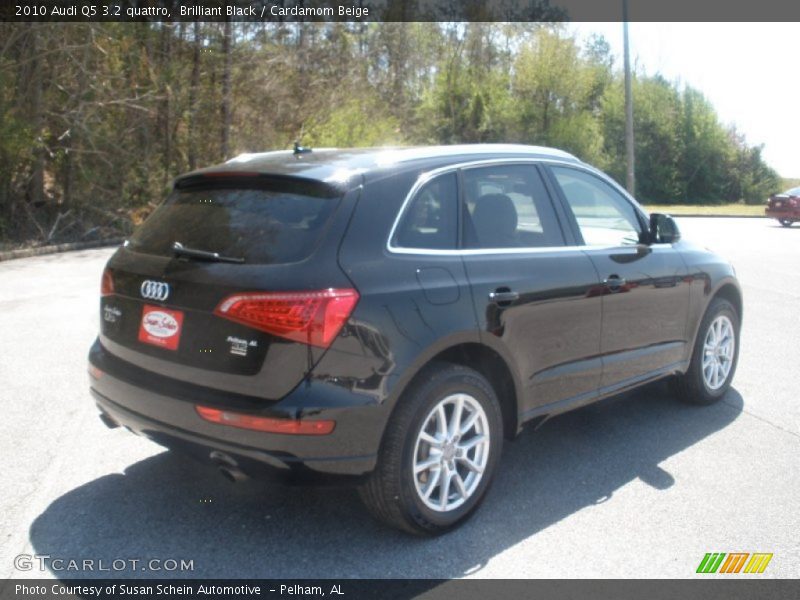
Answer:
[0,238,124,262]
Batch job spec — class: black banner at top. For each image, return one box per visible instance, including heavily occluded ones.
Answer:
[2,0,800,22]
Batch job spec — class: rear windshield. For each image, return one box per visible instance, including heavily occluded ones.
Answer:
[127,183,341,264]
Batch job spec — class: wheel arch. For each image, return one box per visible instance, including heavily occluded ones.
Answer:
[688,278,743,352]
[712,281,743,323]
[430,343,519,440]
[387,337,522,441]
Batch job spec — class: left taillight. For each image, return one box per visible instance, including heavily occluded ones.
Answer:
[101,268,115,296]
[214,288,359,348]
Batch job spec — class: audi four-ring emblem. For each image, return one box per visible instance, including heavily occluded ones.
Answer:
[140,280,170,301]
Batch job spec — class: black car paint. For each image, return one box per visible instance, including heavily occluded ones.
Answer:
[89,146,741,483]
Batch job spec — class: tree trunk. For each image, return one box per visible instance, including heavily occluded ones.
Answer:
[221,20,232,160]
[188,21,201,170]
[25,23,45,211]
[161,24,173,188]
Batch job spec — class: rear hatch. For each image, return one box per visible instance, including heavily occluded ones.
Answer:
[99,174,359,401]
[769,195,794,210]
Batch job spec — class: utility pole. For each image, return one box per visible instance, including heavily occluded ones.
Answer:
[623,0,635,195]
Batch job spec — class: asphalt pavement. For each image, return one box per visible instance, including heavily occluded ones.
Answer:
[0,218,797,579]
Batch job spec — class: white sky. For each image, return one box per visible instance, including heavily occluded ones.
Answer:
[571,23,800,178]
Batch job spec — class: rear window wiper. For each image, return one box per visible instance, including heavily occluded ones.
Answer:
[172,241,245,264]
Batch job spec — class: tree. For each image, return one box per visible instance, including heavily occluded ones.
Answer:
[0,22,782,249]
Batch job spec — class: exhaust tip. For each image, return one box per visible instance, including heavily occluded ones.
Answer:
[218,466,248,483]
[209,450,248,483]
[98,412,120,429]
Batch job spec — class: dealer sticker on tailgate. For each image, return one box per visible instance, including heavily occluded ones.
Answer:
[138,305,184,351]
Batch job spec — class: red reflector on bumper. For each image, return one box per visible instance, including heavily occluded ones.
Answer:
[195,405,335,435]
[88,365,104,380]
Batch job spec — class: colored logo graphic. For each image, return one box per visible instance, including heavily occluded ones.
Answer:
[696,553,773,574]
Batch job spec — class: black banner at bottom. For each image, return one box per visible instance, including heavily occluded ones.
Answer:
[1,579,798,600]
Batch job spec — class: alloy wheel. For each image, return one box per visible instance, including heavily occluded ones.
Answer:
[702,315,735,391]
[412,393,491,512]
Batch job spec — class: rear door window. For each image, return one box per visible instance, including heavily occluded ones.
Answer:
[127,181,341,264]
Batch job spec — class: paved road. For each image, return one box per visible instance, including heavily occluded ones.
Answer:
[1,218,798,579]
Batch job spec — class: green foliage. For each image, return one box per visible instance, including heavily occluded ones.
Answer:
[305,97,402,147]
[781,177,800,190]
[732,143,781,204]
[0,22,783,247]
[625,76,685,202]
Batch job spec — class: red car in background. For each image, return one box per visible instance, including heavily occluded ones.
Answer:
[766,187,800,227]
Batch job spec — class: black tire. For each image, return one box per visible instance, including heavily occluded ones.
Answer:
[359,362,503,535]
[672,297,740,405]
[779,219,794,227]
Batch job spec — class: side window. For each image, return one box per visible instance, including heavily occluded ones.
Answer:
[462,165,565,249]
[394,172,458,250]
[551,167,644,247]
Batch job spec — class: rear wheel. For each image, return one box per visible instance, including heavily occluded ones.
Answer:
[779,219,794,227]
[673,297,739,405]
[359,362,503,535]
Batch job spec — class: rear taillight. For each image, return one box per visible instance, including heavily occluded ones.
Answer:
[214,288,359,348]
[195,405,335,435]
[790,198,799,207]
[101,268,115,296]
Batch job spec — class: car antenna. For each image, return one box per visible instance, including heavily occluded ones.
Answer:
[293,141,312,156]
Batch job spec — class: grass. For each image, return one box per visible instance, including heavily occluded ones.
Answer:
[642,203,766,217]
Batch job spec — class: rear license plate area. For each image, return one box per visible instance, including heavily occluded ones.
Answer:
[138,305,184,351]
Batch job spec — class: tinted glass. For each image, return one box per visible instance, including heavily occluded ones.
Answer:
[127,184,340,264]
[551,167,643,247]
[394,172,458,250]
[462,164,565,249]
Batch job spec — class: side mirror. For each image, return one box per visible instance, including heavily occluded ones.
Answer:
[649,213,681,244]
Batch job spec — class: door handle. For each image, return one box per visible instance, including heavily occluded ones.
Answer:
[488,290,519,304]
[603,274,626,290]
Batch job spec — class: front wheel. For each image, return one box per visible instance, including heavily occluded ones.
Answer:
[359,362,503,535]
[779,218,794,227]
[673,297,740,405]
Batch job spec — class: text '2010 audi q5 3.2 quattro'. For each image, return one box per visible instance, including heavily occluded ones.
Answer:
[89,144,742,535]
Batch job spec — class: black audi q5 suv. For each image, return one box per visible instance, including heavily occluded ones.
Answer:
[89,144,742,534]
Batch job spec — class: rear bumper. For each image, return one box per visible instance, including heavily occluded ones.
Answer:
[89,340,384,483]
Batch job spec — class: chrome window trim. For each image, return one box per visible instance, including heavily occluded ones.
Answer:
[386,157,656,256]
[388,245,589,256]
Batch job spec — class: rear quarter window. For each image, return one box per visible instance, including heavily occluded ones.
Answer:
[392,172,458,250]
